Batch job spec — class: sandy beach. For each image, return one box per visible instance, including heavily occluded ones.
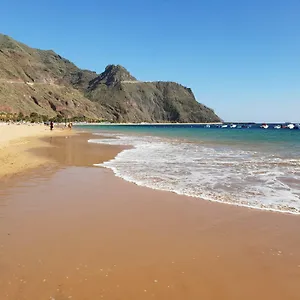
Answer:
[0,123,73,179]
[0,130,300,300]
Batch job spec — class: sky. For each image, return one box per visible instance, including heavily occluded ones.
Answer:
[1,0,299,122]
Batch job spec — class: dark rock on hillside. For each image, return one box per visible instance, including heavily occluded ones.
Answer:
[85,66,220,122]
[89,65,137,89]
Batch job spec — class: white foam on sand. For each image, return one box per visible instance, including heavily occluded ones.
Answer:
[89,133,300,214]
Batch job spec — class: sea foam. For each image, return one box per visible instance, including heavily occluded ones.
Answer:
[89,133,300,214]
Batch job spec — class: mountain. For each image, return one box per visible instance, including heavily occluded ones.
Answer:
[0,34,221,123]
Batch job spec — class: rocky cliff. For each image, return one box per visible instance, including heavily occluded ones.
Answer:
[0,34,221,123]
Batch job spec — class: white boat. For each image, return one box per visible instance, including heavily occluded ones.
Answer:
[287,123,295,129]
[274,125,281,129]
[221,124,228,128]
[260,124,269,129]
[230,124,237,128]
[205,124,211,128]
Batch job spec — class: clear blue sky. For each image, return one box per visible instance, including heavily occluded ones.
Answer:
[1,0,299,122]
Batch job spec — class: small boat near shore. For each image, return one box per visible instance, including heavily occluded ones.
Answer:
[272,123,299,130]
[287,123,295,130]
[260,123,269,129]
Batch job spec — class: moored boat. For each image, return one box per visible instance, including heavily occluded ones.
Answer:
[287,123,295,130]
[260,123,269,129]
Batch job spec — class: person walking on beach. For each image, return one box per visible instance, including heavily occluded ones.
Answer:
[50,121,54,131]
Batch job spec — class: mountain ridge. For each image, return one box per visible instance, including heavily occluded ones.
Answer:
[0,33,221,123]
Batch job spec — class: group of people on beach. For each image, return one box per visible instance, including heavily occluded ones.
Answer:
[49,121,72,130]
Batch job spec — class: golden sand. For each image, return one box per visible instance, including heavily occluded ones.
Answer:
[0,133,300,300]
[0,123,73,179]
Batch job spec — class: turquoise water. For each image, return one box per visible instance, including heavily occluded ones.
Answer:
[77,124,300,214]
[81,124,300,149]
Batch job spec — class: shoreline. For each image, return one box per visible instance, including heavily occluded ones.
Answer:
[89,130,300,216]
[3,124,290,216]
[101,164,300,216]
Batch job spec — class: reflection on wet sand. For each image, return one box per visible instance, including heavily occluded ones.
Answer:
[31,133,128,167]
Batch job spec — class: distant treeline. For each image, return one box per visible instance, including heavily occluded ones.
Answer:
[0,112,106,123]
[0,112,200,124]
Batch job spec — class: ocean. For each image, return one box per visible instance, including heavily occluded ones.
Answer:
[77,124,300,214]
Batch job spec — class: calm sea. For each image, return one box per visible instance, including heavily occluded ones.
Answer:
[76,124,300,214]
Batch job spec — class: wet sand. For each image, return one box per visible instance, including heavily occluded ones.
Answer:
[0,134,300,300]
